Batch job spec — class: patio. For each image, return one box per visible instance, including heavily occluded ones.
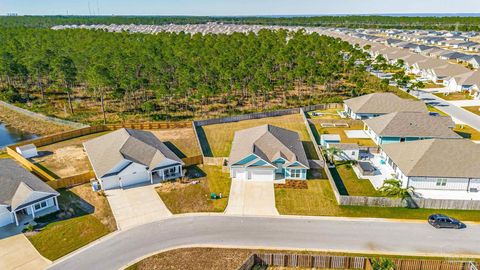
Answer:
[353,154,396,189]
[344,130,370,139]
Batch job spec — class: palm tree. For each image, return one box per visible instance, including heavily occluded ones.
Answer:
[371,258,396,270]
[325,147,341,164]
[379,179,414,201]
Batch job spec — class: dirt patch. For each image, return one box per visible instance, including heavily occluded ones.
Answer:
[274,180,308,189]
[70,184,117,232]
[151,128,201,158]
[33,145,91,178]
[128,248,252,270]
[0,103,72,135]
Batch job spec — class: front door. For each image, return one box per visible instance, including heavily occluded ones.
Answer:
[275,163,283,173]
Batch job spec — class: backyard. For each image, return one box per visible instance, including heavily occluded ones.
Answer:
[150,127,201,158]
[27,184,116,260]
[198,113,318,159]
[275,179,480,221]
[157,165,231,213]
[330,162,381,197]
[454,124,480,140]
[310,119,376,147]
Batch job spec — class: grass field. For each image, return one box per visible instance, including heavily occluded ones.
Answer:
[157,165,231,213]
[463,106,480,116]
[330,163,382,197]
[426,105,448,116]
[433,92,472,101]
[150,128,201,158]
[275,179,480,221]
[28,185,115,260]
[199,114,318,159]
[310,120,376,147]
[454,124,480,140]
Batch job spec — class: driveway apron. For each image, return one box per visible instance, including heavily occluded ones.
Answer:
[225,179,279,216]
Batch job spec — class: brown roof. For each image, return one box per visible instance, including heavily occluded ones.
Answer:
[381,139,480,178]
[84,128,183,177]
[364,112,461,139]
[228,125,309,168]
[344,93,428,115]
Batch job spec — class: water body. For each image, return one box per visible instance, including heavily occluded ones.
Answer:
[0,122,37,148]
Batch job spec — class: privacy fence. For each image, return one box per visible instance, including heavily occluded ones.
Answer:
[237,253,479,270]
[6,121,202,190]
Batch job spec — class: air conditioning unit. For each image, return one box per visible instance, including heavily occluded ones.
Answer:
[469,188,478,193]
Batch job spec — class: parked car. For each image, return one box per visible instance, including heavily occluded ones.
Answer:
[428,214,464,229]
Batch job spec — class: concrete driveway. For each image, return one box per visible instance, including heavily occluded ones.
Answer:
[105,184,172,230]
[0,234,50,270]
[225,179,279,216]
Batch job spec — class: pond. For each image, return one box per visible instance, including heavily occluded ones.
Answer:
[0,122,37,148]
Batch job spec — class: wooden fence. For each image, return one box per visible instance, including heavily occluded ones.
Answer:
[193,108,301,127]
[300,108,325,168]
[6,120,203,190]
[238,253,478,270]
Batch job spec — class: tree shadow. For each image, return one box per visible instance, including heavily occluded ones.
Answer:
[195,126,213,157]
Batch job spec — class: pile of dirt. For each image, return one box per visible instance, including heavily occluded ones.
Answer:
[275,180,308,189]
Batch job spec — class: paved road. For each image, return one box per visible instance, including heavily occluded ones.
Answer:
[413,90,480,130]
[50,215,480,270]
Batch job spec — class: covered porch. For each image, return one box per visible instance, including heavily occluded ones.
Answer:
[149,164,184,184]
[12,196,60,227]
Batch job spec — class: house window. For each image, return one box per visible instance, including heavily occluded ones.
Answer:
[436,179,447,187]
[290,169,302,178]
[34,201,48,211]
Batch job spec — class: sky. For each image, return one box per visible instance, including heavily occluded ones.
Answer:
[2,0,480,16]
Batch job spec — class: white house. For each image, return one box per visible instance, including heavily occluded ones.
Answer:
[84,128,185,190]
[328,143,360,161]
[0,159,59,227]
[16,144,38,159]
[380,139,480,194]
[343,93,428,120]
[228,125,309,182]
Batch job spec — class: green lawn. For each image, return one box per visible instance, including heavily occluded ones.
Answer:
[426,105,448,116]
[311,120,377,147]
[463,106,480,116]
[275,179,480,221]
[28,215,110,261]
[433,92,472,101]
[454,124,480,140]
[330,162,382,197]
[198,113,318,159]
[158,165,231,213]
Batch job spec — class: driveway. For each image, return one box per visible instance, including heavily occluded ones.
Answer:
[50,215,480,270]
[0,234,50,270]
[225,179,279,216]
[105,184,172,230]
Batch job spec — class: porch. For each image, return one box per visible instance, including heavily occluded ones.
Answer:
[150,164,184,184]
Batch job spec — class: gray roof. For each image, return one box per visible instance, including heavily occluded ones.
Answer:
[0,159,58,210]
[229,124,309,168]
[344,93,428,115]
[84,128,184,177]
[381,139,480,178]
[364,112,461,139]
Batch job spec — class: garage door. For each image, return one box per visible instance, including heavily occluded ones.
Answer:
[250,170,274,181]
[120,173,149,188]
[235,170,247,180]
[0,209,12,227]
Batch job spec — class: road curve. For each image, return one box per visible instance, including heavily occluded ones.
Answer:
[49,215,480,270]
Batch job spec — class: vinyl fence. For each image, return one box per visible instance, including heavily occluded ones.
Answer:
[238,253,478,270]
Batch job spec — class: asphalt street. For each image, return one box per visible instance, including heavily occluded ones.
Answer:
[49,215,480,270]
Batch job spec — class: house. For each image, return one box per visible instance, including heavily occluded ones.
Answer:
[83,128,184,190]
[0,159,60,227]
[380,139,480,193]
[16,144,38,159]
[328,143,360,161]
[363,112,461,145]
[320,134,341,147]
[343,93,428,120]
[228,125,309,181]
[466,55,480,69]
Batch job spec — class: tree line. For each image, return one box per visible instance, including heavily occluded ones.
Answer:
[0,27,378,123]
[2,15,480,31]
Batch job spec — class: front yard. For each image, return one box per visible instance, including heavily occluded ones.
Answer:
[330,162,381,197]
[27,184,116,260]
[275,178,480,221]
[198,113,318,159]
[434,92,472,101]
[157,165,231,213]
[463,106,480,116]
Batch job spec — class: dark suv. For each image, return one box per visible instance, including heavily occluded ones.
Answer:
[428,214,464,229]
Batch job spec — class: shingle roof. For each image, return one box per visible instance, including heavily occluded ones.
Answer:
[381,139,480,178]
[344,93,428,115]
[364,112,461,139]
[0,159,58,210]
[84,128,183,177]
[228,125,309,168]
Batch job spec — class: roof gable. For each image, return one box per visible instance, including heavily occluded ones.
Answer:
[344,93,428,115]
